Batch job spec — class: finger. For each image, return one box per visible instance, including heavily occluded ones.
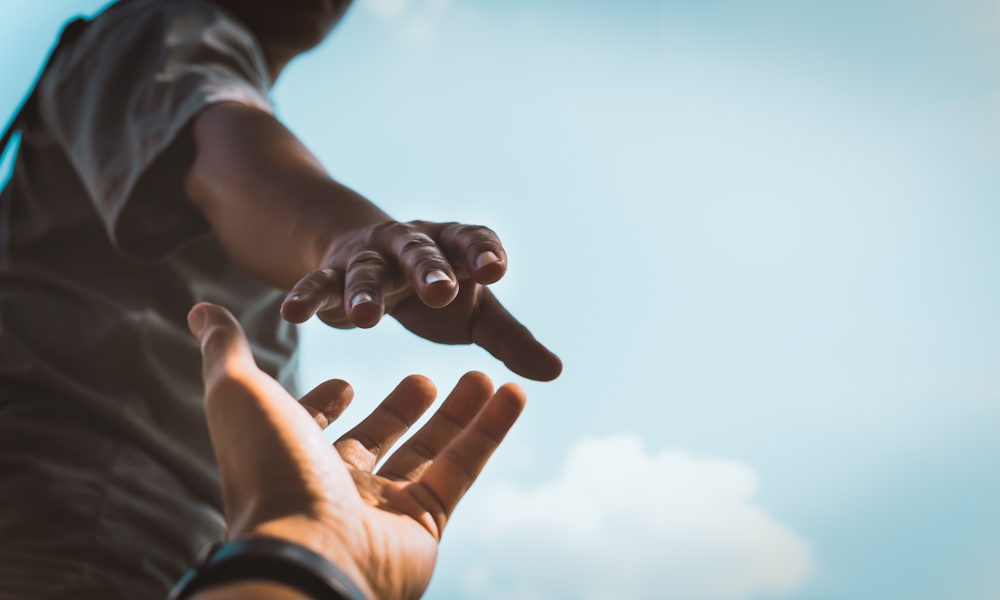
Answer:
[439,223,507,285]
[188,302,258,390]
[189,303,359,532]
[281,268,344,324]
[334,375,437,472]
[298,379,354,430]
[417,383,526,531]
[315,309,355,330]
[377,222,458,309]
[343,250,391,328]
[378,372,494,482]
[471,288,563,381]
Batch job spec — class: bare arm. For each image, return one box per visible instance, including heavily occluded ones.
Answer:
[183,102,561,381]
[183,102,388,291]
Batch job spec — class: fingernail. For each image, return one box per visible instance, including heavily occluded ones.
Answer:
[424,269,451,285]
[284,292,300,303]
[350,292,374,310]
[476,251,500,270]
[188,307,207,339]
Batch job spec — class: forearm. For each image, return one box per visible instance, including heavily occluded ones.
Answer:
[178,102,561,380]
[183,102,390,290]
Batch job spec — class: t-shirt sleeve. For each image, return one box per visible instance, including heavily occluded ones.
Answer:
[36,0,272,260]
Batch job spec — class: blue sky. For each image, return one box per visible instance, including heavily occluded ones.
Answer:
[3,1,1000,599]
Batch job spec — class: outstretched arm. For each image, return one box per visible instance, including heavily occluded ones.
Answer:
[183,103,561,381]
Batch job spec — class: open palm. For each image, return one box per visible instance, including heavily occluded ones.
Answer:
[189,302,525,600]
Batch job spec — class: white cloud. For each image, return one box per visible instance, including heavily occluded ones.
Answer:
[445,434,812,600]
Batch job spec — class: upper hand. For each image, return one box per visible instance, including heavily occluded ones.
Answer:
[279,220,562,381]
[188,302,526,600]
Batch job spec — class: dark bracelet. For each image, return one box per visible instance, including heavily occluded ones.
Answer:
[166,537,370,600]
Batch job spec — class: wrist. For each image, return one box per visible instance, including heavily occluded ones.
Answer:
[308,189,393,267]
[191,580,314,600]
[172,535,374,600]
[243,516,375,600]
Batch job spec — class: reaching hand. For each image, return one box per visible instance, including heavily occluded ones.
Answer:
[278,220,562,381]
[188,302,526,600]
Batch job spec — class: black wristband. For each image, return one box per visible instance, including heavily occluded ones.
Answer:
[166,537,370,600]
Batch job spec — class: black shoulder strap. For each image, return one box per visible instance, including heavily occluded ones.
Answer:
[0,17,91,161]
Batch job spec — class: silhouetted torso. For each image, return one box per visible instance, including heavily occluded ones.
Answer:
[0,1,297,597]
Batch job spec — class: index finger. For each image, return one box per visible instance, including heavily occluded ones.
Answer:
[299,378,354,430]
[188,303,358,516]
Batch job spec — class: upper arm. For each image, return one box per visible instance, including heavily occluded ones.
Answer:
[183,102,328,217]
[37,1,272,260]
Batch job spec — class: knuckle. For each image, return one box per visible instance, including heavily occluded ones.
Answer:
[466,225,500,245]
[405,440,437,463]
[406,219,435,230]
[412,254,449,275]
[373,220,417,241]
[318,268,340,281]
[400,233,437,251]
[398,234,442,261]
[443,223,498,248]
[347,250,389,270]
[299,268,342,294]
[437,222,464,243]
[438,447,478,482]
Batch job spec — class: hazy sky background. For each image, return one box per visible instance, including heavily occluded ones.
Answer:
[3,1,1000,599]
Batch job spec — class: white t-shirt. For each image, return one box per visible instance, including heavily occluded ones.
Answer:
[0,1,297,594]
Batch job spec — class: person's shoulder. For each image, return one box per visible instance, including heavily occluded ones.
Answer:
[46,0,264,86]
[37,0,270,133]
[85,0,249,43]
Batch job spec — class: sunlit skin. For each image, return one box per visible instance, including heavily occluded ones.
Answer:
[188,1,562,381]
[186,303,527,600]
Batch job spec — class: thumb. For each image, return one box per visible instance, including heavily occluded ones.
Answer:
[188,302,257,391]
[471,289,563,382]
[188,301,297,470]
[188,302,335,534]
